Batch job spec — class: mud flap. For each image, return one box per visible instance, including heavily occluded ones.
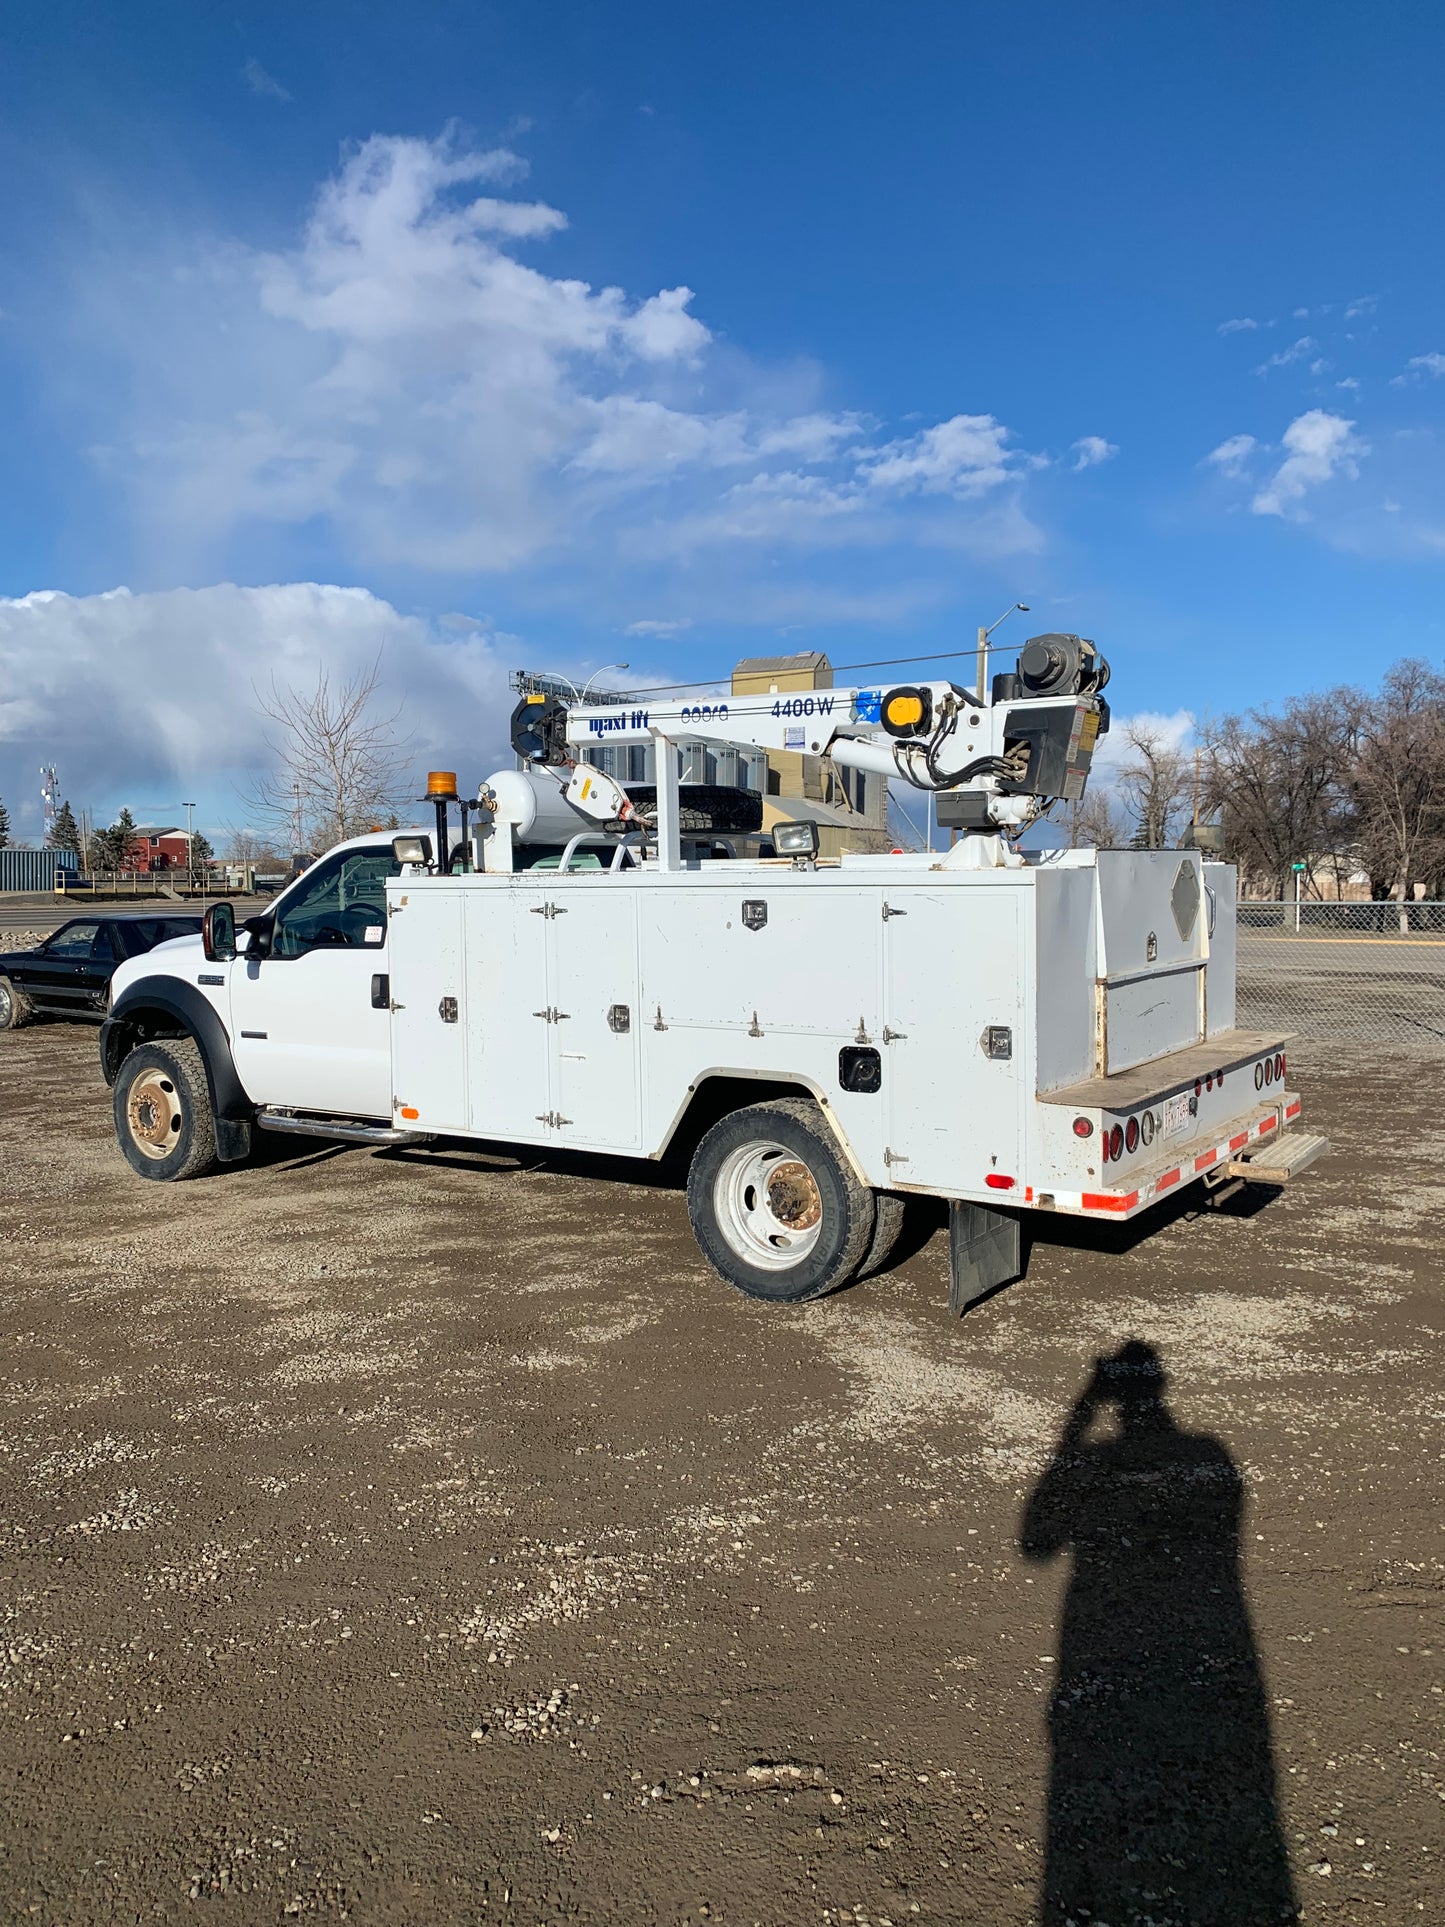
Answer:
[948,1201,1022,1315]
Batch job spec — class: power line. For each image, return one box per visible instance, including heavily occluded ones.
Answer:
[614,643,987,700]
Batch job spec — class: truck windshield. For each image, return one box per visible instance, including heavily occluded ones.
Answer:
[272,849,399,957]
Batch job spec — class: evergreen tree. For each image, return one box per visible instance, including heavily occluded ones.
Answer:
[0,794,10,847]
[93,806,138,871]
[48,799,82,858]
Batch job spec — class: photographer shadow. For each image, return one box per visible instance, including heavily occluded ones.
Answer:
[1020,1342,1298,1926]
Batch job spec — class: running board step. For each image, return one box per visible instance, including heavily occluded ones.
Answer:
[255,1111,430,1147]
[1225,1132,1330,1185]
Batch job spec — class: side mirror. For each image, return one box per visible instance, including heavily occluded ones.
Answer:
[241,913,274,960]
[202,901,237,962]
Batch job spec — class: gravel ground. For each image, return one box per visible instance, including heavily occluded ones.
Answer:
[0,1023,1441,1925]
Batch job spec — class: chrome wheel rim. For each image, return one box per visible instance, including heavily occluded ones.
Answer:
[0,982,11,1026]
[714,1140,823,1271]
[126,1068,183,1161]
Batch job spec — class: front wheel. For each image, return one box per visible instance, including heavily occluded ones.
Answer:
[0,974,30,1031]
[113,1038,219,1182]
[687,1097,876,1303]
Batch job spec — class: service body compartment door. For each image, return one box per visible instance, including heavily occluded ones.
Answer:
[548,890,642,1151]
[882,888,1024,1194]
[387,885,468,1131]
[465,887,553,1141]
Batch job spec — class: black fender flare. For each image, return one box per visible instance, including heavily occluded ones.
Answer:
[101,979,253,1163]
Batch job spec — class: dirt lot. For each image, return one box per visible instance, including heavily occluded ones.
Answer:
[1,1026,1441,1925]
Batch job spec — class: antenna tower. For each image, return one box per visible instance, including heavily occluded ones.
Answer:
[40,764,60,838]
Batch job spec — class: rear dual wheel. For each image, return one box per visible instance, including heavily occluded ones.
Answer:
[687,1097,880,1303]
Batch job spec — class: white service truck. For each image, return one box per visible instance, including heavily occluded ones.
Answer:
[99,634,1327,1311]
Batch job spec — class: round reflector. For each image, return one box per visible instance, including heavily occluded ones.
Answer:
[1125,1116,1139,1153]
[1072,1116,1093,1139]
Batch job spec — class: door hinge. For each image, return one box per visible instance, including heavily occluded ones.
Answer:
[884,1146,910,1167]
[882,1024,908,1043]
[534,1111,573,1129]
[529,902,568,919]
[533,1006,570,1023]
[748,1011,763,1037]
[882,903,907,919]
[653,1006,668,1032]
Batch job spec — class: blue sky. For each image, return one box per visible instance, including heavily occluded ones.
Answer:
[2,0,1443,837]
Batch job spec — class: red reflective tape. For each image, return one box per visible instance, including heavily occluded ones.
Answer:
[1082,1191,1138,1213]
[1285,1100,1301,1120]
[1155,1168,1182,1192]
[1229,1131,1249,1151]
[1024,1186,1034,1203]
[1259,1113,1279,1135]
[1194,1149,1220,1173]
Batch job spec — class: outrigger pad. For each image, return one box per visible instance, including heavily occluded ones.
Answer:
[948,1200,1022,1315]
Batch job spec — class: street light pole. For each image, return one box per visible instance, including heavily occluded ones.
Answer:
[183,802,196,890]
[976,603,1031,701]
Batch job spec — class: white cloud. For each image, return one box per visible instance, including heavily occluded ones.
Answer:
[0,583,515,835]
[1204,433,1257,477]
[52,131,1071,588]
[1335,376,1361,392]
[1344,295,1377,320]
[857,414,1019,497]
[1390,351,1445,386]
[1070,435,1117,470]
[1250,410,1366,519]
[624,617,692,638]
[242,58,292,102]
[1255,335,1317,375]
[1217,317,1259,334]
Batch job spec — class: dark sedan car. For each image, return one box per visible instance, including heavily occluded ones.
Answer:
[0,914,203,1028]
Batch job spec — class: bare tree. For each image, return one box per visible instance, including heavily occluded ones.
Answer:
[1065,786,1128,848]
[1116,723,1192,849]
[223,826,282,865]
[1343,659,1445,929]
[1203,695,1354,898]
[245,657,412,854]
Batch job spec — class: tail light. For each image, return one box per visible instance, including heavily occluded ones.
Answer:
[1073,1116,1094,1139]
[1124,1116,1139,1153]
[985,1173,1016,1191]
[1263,1057,1274,1085]
[1108,1123,1124,1160]
[1194,1078,1203,1098]
[1275,1052,1285,1080]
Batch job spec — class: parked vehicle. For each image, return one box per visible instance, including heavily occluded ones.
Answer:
[98,639,1328,1314]
[0,915,204,1028]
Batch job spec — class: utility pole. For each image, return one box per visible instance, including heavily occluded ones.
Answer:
[976,603,1031,700]
[183,802,196,889]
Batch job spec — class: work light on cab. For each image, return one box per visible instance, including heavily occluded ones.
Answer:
[881,686,933,737]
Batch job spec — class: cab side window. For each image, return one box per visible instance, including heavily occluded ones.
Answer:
[46,921,102,959]
[272,850,399,958]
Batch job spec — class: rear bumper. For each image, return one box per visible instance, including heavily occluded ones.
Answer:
[1035,1092,1312,1219]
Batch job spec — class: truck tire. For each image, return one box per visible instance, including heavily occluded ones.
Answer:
[858,1191,909,1278]
[113,1037,219,1183]
[0,974,30,1030]
[687,1097,876,1303]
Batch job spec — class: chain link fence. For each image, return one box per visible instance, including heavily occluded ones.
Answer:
[1235,901,1445,1053]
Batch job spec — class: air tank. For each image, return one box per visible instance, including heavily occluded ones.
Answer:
[481,768,591,844]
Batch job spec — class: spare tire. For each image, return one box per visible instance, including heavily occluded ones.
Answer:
[621,783,764,834]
